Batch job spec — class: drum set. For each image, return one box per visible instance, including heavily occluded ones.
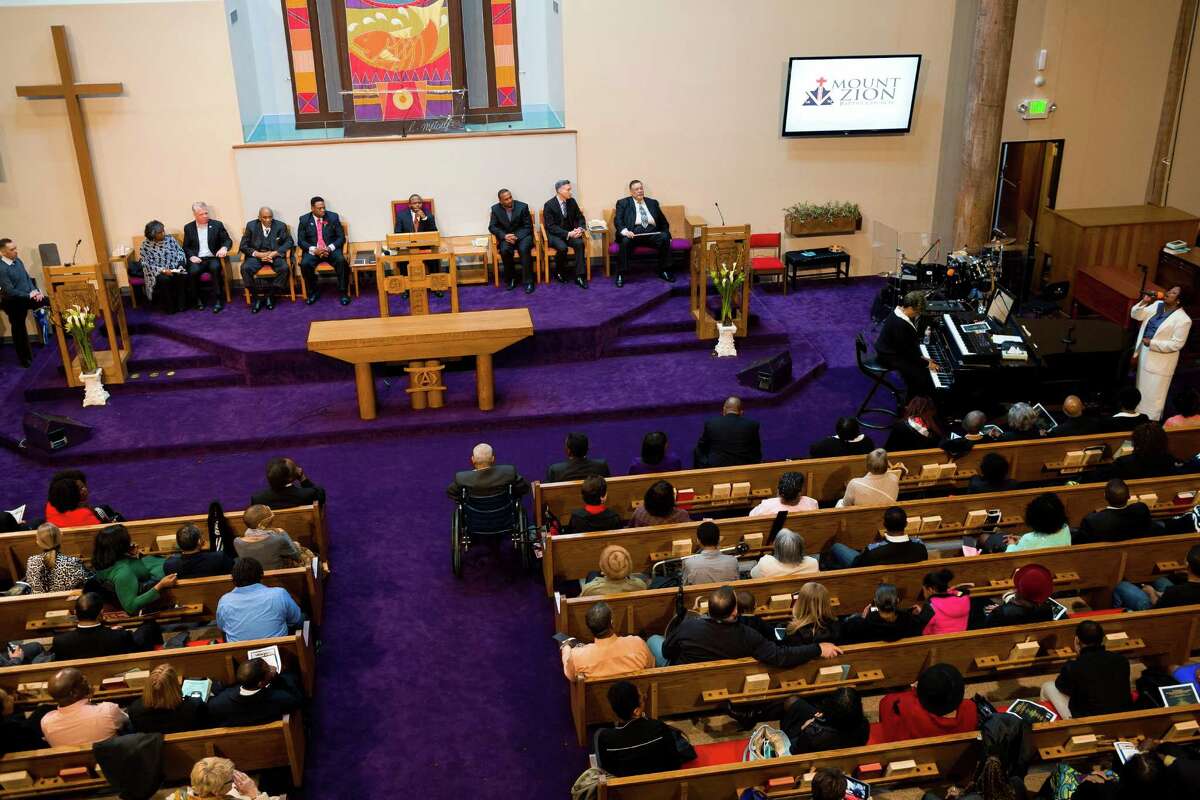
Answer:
[872,235,1016,321]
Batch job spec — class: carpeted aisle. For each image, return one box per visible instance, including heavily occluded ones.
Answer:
[0,278,882,798]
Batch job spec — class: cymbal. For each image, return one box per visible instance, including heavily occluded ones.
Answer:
[986,236,1016,247]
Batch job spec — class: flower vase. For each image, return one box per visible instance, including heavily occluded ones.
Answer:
[714,323,738,358]
[79,367,109,407]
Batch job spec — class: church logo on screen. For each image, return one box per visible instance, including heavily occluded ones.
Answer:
[802,77,835,106]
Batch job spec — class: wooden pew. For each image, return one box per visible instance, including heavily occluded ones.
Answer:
[556,534,1200,641]
[598,705,1200,800]
[0,565,324,643]
[543,473,1200,593]
[534,427,1200,525]
[0,502,328,584]
[568,604,1200,744]
[0,712,306,795]
[0,631,316,701]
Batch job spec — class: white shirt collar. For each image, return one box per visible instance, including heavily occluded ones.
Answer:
[883,532,910,543]
[1,256,13,266]
[238,686,263,696]
[893,306,916,329]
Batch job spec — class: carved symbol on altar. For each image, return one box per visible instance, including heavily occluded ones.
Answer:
[404,359,446,410]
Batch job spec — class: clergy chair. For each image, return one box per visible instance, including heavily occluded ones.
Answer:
[128,232,184,308]
[536,209,593,284]
[390,197,438,233]
[297,221,350,297]
[749,232,786,293]
[347,240,382,296]
[241,222,297,305]
[601,204,699,278]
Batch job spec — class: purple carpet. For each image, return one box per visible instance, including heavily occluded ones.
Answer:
[0,275,882,798]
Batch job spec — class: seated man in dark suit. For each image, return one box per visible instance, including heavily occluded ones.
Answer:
[251,457,326,510]
[809,416,875,459]
[297,196,350,306]
[542,179,589,289]
[446,443,529,499]
[52,592,160,661]
[1074,478,1158,544]
[238,206,293,314]
[1103,386,1151,432]
[1052,395,1099,437]
[694,397,762,468]
[968,452,1019,494]
[489,188,534,293]
[613,179,672,287]
[874,290,937,402]
[206,657,303,728]
[394,193,443,296]
[162,524,234,579]
[594,681,687,777]
[182,202,234,313]
[546,432,611,482]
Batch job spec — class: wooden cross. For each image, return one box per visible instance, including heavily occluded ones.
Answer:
[376,251,460,317]
[16,26,123,269]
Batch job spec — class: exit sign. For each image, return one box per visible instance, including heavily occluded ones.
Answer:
[1020,98,1053,120]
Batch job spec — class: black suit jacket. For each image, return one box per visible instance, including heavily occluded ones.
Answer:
[163,550,235,580]
[694,415,762,468]
[488,202,533,242]
[543,196,586,240]
[296,211,345,252]
[238,220,293,259]
[1102,413,1151,433]
[809,434,875,459]
[206,673,303,728]
[251,479,326,510]
[394,208,438,235]
[182,220,233,261]
[446,464,529,499]
[1052,415,1100,438]
[53,625,137,661]
[874,312,925,370]
[546,457,611,483]
[614,196,670,237]
[1075,502,1157,544]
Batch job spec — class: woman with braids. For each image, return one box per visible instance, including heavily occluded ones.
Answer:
[22,523,89,593]
[922,755,1024,800]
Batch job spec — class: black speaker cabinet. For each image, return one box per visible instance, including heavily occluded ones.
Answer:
[737,351,792,393]
[22,411,93,453]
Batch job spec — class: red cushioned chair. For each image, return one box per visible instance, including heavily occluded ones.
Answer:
[750,232,786,293]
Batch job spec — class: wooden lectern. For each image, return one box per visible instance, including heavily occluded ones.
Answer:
[44,263,131,386]
[690,225,751,339]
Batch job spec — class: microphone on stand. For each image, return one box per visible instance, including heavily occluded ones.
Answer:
[714,202,726,226]
[66,238,82,266]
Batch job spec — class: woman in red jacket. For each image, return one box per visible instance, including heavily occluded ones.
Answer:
[878,663,978,742]
[44,470,102,528]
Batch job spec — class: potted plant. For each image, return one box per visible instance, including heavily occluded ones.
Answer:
[709,262,745,357]
[783,201,861,237]
[62,304,109,407]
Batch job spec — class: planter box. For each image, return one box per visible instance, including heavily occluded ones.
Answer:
[786,215,860,238]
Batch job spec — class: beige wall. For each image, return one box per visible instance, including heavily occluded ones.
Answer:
[1002,0,1182,210]
[1166,10,1200,217]
[561,0,964,274]
[0,0,243,287]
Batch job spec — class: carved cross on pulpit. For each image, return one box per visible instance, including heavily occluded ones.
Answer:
[376,251,460,317]
[16,25,124,269]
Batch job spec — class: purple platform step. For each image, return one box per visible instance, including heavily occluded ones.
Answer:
[25,364,243,401]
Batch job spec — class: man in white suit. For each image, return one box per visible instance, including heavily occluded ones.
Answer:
[1131,285,1192,420]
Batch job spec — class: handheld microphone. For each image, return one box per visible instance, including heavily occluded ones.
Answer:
[67,238,82,266]
[714,202,726,226]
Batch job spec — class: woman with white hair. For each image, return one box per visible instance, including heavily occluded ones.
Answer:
[167,756,278,799]
[181,201,233,313]
[750,529,818,578]
[1000,402,1042,441]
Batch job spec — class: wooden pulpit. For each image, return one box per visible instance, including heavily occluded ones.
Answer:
[376,249,460,317]
[45,263,131,386]
[690,225,751,339]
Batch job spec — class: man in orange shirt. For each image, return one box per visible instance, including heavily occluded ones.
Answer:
[40,668,128,747]
[560,602,654,680]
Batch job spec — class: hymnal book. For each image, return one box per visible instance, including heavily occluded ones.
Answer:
[1113,741,1141,764]
[5,505,25,525]
[1158,683,1200,707]
[1006,698,1057,724]
[246,645,282,673]
[181,678,212,701]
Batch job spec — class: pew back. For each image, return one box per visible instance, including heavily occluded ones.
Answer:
[535,428,1200,525]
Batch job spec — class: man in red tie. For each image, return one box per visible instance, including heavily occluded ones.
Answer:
[297,196,350,306]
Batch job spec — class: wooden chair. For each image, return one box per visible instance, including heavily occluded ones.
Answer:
[297,221,350,297]
[537,209,593,283]
[600,204,707,278]
[128,232,184,308]
[391,197,437,233]
[347,240,382,297]
[241,222,297,305]
[489,231,541,287]
[749,231,786,292]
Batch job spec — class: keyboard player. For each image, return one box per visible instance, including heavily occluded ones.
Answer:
[875,290,939,401]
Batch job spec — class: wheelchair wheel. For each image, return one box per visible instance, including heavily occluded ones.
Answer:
[451,506,465,578]
[515,506,533,571]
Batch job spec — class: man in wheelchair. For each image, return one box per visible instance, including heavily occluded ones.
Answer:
[446,443,529,499]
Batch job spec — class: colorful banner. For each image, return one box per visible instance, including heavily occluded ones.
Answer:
[286,0,321,114]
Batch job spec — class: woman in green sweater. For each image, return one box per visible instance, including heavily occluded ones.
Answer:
[1005,493,1072,552]
[92,525,178,614]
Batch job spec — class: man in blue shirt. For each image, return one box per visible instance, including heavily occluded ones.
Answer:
[216,557,303,643]
[0,238,49,368]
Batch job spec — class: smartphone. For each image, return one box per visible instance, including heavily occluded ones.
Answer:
[1047,597,1069,620]
[984,509,1002,527]
[844,776,872,799]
